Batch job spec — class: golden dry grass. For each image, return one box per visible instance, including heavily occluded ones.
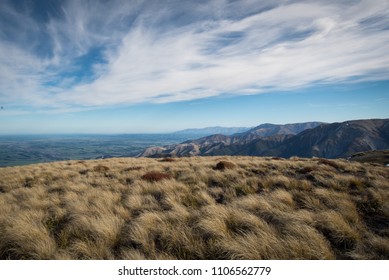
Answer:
[0,156,388,260]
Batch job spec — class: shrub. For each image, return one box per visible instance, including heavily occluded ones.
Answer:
[123,166,142,171]
[160,158,176,162]
[93,165,110,172]
[214,161,235,170]
[79,169,88,175]
[141,172,172,182]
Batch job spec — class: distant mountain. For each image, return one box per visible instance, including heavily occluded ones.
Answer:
[138,119,389,159]
[172,126,251,136]
[138,121,323,157]
[267,119,389,158]
[234,122,324,142]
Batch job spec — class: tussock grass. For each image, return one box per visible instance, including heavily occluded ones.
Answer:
[0,156,388,259]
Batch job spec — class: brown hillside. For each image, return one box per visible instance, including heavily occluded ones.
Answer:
[0,156,388,260]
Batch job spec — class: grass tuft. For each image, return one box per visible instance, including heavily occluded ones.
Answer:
[317,158,340,169]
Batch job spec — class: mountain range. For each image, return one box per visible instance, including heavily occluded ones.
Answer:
[138,119,389,159]
[172,126,251,136]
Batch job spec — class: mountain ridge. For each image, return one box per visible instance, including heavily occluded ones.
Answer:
[138,121,322,157]
[138,119,389,159]
[266,119,389,158]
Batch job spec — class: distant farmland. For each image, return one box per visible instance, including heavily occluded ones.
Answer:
[0,134,193,167]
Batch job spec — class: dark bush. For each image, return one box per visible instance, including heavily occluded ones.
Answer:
[123,166,142,171]
[141,172,172,182]
[214,161,235,170]
[93,165,110,172]
[160,158,176,162]
[79,169,88,175]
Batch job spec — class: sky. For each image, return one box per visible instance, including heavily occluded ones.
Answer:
[0,0,388,134]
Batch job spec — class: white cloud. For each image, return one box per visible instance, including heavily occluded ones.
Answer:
[1,0,389,112]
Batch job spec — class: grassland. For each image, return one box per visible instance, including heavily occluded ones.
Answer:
[0,156,388,259]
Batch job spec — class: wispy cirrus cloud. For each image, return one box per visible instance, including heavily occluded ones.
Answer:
[0,0,389,112]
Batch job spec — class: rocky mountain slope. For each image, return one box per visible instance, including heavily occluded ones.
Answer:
[138,119,389,159]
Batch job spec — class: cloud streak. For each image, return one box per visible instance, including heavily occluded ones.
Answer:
[1,0,389,112]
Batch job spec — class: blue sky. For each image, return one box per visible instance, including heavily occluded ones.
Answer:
[0,0,388,134]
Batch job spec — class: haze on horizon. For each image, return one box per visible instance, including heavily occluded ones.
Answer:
[0,0,388,134]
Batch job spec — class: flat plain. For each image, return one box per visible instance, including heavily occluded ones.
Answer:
[0,134,193,167]
[0,156,388,259]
